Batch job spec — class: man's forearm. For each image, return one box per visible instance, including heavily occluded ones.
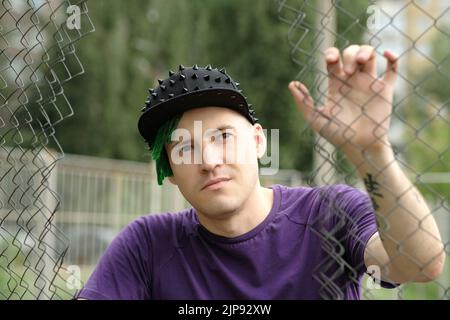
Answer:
[346,146,445,280]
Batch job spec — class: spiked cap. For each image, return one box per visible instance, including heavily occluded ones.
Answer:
[138,65,258,148]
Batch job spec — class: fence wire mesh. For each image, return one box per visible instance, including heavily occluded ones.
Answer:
[0,0,449,300]
[277,0,449,299]
[0,0,93,299]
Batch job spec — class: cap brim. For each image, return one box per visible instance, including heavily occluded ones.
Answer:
[138,88,251,147]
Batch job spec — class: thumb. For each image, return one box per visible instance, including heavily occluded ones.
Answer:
[288,81,316,122]
[288,81,329,132]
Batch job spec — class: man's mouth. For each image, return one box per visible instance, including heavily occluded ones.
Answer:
[202,177,231,191]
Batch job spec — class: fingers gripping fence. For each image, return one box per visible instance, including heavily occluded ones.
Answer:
[0,1,93,299]
[277,0,449,299]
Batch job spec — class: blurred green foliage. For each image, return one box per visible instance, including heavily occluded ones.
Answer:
[401,28,450,201]
[39,0,371,174]
[10,0,448,188]
[51,0,309,171]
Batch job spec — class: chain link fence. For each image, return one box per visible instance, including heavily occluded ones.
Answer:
[1,0,449,300]
[277,0,449,299]
[0,0,93,299]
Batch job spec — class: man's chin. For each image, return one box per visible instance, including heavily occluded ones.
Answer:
[196,197,240,217]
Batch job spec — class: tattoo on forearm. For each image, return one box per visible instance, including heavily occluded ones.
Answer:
[364,173,387,237]
[364,173,383,211]
[364,173,383,198]
[364,173,384,211]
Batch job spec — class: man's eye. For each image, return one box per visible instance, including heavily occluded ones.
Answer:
[216,132,232,142]
[179,144,192,153]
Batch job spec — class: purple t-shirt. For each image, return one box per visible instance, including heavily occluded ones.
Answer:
[75,184,395,300]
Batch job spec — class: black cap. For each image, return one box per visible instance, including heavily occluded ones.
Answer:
[138,64,258,148]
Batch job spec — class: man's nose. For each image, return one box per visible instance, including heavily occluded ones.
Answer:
[200,143,224,171]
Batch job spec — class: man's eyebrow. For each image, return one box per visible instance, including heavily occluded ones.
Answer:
[216,125,237,132]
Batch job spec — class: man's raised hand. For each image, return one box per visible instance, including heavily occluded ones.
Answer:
[288,45,399,159]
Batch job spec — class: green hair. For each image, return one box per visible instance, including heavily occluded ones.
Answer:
[151,113,183,185]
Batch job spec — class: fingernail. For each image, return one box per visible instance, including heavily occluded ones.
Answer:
[344,65,354,74]
[326,54,334,60]
[358,53,367,60]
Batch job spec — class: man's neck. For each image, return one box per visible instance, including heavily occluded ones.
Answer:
[197,185,274,238]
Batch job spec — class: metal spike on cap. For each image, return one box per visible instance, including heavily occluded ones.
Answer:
[182,87,188,93]
[204,75,210,81]
[179,64,185,71]
[141,106,147,112]
[160,85,166,91]
[192,64,199,70]
[168,93,174,98]
[160,98,166,102]
[169,79,175,86]
[219,67,226,74]
[225,78,231,83]
[179,74,186,80]
[158,79,163,85]
[168,70,175,76]
[148,88,155,94]
[194,86,199,90]
[235,82,240,87]
[151,92,158,98]
[205,64,212,71]
[191,73,198,79]
[215,77,221,82]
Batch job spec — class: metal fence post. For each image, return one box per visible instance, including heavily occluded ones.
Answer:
[313,0,337,186]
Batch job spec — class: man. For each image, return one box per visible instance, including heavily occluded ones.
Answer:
[75,45,445,300]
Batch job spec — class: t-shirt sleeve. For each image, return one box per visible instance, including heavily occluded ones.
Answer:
[74,218,152,300]
[329,185,398,289]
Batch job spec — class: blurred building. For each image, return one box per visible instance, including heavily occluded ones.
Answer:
[365,0,449,145]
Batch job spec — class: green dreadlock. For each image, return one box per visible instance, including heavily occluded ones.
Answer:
[151,113,183,185]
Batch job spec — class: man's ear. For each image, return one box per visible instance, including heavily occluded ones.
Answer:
[253,123,267,159]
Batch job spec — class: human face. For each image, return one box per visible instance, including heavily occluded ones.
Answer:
[166,107,266,218]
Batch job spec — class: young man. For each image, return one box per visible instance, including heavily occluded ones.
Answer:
[75,45,444,300]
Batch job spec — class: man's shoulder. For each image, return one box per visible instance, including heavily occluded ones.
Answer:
[129,208,196,232]
[276,183,356,201]
[275,183,366,223]
[278,183,364,199]
[122,208,197,247]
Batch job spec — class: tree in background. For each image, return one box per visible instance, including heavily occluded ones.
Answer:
[45,0,368,175]
[51,0,310,170]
